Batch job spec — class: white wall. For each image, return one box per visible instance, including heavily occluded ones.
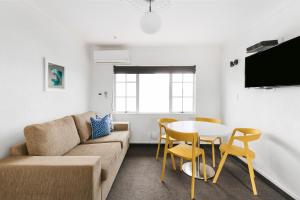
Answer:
[0,2,90,158]
[221,1,300,199]
[90,45,222,143]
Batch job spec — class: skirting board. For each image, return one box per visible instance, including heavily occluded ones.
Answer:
[130,141,158,144]
[231,157,296,200]
[130,141,222,145]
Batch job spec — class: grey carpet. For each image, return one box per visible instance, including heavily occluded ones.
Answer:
[107,145,289,200]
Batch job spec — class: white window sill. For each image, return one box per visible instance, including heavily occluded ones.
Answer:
[112,112,196,115]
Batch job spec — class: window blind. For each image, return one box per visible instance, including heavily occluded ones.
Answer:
[113,65,196,74]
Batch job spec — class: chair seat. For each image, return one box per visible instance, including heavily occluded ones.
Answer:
[161,134,176,141]
[199,136,219,142]
[220,144,255,158]
[168,144,204,160]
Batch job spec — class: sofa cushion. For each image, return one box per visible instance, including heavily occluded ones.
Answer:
[85,131,129,149]
[72,111,96,143]
[24,116,80,156]
[64,143,122,181]
[90,115,111,139]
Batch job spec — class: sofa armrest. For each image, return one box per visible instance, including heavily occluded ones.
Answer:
[0,156,101,200]
[10,143,28,156]
[112,122,129,131]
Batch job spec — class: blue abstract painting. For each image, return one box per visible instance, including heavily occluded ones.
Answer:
[48,62,65,89]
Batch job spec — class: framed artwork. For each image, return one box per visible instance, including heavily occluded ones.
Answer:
[44,58,66,91]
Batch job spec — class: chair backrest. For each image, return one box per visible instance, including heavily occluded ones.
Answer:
[228,128,261,149]
[164,127,198,148]
[158,118,177,124]
[158,118,177,136]
[195,117,222,124]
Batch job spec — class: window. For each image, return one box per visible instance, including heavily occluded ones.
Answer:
[139,74,170,113]
[172,74,194,112]
[114,66,195,113]
[115,74,137,112]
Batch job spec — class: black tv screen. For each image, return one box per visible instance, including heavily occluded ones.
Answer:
[245,36,300,88]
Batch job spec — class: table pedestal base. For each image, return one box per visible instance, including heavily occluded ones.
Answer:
[182,162,215,180]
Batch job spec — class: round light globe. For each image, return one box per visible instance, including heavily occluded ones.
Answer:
[140,12,162,34]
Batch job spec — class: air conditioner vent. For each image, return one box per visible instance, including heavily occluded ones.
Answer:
[93,50,130,63]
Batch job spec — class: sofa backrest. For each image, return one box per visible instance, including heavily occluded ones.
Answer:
[24,116,80,156]
[72,111,96,143]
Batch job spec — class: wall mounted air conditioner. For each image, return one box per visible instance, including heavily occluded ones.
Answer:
[93,50,130,63]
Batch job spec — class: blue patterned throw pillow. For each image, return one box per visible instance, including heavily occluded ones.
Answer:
[90,115,111,139]
[96,114,114,131]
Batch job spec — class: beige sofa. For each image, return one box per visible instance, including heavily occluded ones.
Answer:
[0,111,130,200]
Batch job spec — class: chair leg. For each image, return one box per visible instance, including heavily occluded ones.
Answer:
[219,137,223,158]
[160,142,169,182]
[191,158,196,199]
[213,152,228,184]
[247,157,258,195]
[171,154,176,170]
[156,138,162,160]
[202,152,207,182]
[211,141,215,168]
[169,141,176,170]
[180,158,183,171]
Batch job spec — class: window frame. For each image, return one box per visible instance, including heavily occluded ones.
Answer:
[171,73,195,113]
[113,74,138,113]
[113,73,196,114]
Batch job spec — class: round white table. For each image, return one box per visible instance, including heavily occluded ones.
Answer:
[167,121,231,180]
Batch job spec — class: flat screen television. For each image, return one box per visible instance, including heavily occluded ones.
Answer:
[245,36,300,88]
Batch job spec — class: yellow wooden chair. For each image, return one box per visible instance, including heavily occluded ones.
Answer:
[156,118,177,160]
[213,128,261,195]
[160,127,207,199]
[195,117,222,167]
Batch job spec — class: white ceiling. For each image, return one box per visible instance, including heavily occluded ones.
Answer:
[28,0,286,45]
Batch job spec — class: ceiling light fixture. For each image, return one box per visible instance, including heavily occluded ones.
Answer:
[125,0,171,13]
[140,0,161,34]
[125,0,171,34]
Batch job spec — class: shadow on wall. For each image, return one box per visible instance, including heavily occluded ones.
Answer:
[267,134,300,159]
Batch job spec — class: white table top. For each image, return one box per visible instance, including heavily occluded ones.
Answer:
[166,121,232,137]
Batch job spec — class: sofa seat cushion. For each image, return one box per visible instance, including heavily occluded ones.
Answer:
[64,143,122,181]
[24,116,80,156]
[85,131,129,149]
[72,111,96,143]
